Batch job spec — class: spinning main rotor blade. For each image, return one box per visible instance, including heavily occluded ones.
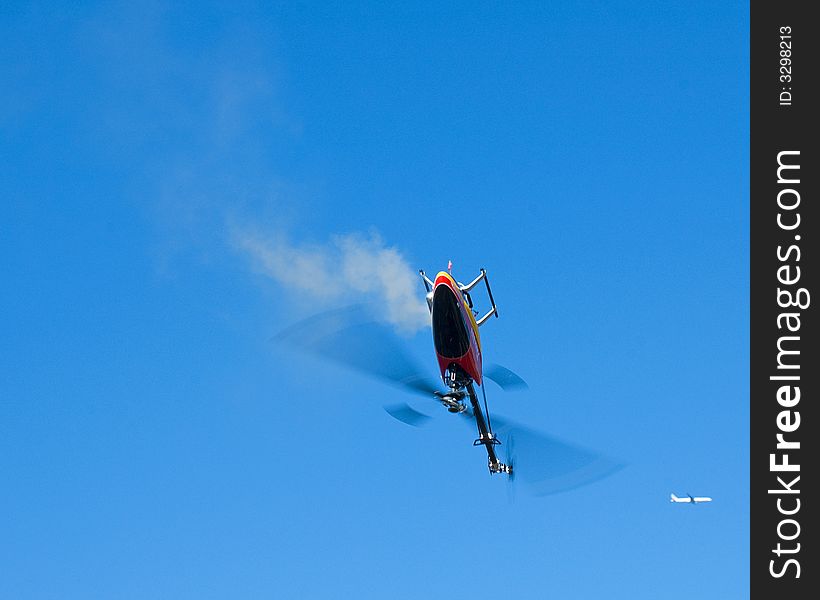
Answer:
[384,403,432,427]
[460,410,622,496]
[277,307,621,493]
[484,363,528,391]
[274,305,442,399]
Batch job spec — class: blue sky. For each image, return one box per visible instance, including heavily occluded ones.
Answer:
[2,2,749,598]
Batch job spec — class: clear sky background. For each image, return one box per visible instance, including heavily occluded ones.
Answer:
[2,2,749,598]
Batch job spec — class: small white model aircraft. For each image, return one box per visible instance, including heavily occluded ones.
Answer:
[670,493,712,504]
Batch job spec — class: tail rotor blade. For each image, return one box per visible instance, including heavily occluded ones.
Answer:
[505,432,517,484]
[504,432,517,503]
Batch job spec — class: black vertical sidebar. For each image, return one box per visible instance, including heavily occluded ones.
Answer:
[751,2,816,598]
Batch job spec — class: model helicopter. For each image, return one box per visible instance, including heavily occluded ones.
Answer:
[418,264,514,475]
[276,263,622,494]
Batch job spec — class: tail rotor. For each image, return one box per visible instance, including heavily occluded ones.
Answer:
[505,432,516,482]
[503,432,517,502]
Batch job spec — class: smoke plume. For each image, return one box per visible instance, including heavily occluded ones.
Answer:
[234,228,430,333]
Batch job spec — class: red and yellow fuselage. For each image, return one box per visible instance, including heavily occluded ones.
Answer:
[431,272,483,385]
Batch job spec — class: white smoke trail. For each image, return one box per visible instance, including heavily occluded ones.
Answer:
[234,228,430,333]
